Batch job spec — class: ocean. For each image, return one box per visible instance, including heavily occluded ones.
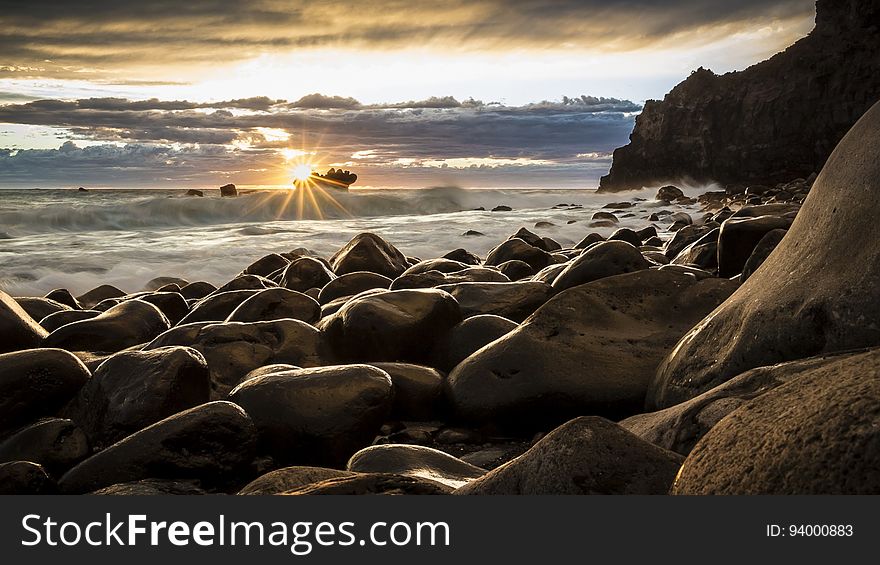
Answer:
[0,186,702,296]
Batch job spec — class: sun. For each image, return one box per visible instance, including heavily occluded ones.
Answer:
[291,164,313,182]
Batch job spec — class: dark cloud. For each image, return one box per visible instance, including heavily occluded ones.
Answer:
[0,0,815,79]
[0,94,638,187]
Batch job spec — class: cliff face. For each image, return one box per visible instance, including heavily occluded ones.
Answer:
[598,0,880,192]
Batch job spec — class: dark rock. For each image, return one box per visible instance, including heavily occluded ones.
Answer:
[0,348,91,433]
[657,264,717,280]
[329,233,409,278]
[44,299,170,352]
[238,466,355,495]
[146,319,327,397]
[284,473,451,495]
[534,221,555,228]
[531,263,568,284]
[541,237,562,252]
[229,365,393,466]
[185,189,204,197]
[672,348,880,494]
[44,288,81,309]
[508,227,550,251]
[226,287,320,324]
[574,232,605,249]
[178,289,259,324]
[214,274,275,293]
[717,215,793,277]
[491,205,512,212]
[454,417,683,494]
[0,461,56,494]
[137,291,189,325]
[58,401,257,494]
[317,272,392,305]
[608,228,642,247]
[179,281,217,300]
[318,289,461,363]
[243,253,289,277]
[401,259,470,276]
[0,418,89,475]
[143,277,189,292]
[39,309,101,332]
[0,289,48,353]
[656,185,685,202]
[76,285,126,309]
[650,102,880,409]
[436,281,552,323]
[741,229,787,281]
[485,238,553,271]
[431,314,518,372]
[552,241,650,291]
[368,363,445,421]
[591,211,619,222]
[497,260,535,281]
[598,0,880,191]
[390,267,508,291]
[92,479,207,495]
[280,256,336,292]
[219,183,237,197]
[15,297,70,324]
[664,224,713,259]
[442,248,482,265]
[62,347,211,449]
[462,230,485,237]
[319,288,386,318]
[447,270,737,427]
[636,226,658,241]
[348,444,485,489]
[671,228,719,271]
[603,201,633,209]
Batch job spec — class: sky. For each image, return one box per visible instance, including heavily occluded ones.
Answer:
[0,0,817,189]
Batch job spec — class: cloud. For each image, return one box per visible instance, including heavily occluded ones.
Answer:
[0,1,815,80]
[0,93,640,187]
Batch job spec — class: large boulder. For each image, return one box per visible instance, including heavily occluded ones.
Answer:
[454,417,683,495]
[367,362,445,420]
[447,270,737,427]
[43,299,170,352]
[0,418,89,475]
[551,241,650,291]
[0,290,48,353]
[177,289,259,324]
[15,297,71,321]
[40,310,101,332]
[284,473,451,495]
[137,292,190,325]
[238,466,355,495]
[62,347,211,449]
[280,257,336,292]
[485,238,553,271]
[226,287,320,324]
[716,215,793,277]
[0,349,91,433]
[430,314,518,373]
[318,289,461,363]
[391,267,508,291]
[58,401,256,494]
[347,444,485,489]
[329,233,409,278]
[145,319,328,397]
[317,272,392,304]
[228,365,393,466]
[651,101,880,409]
[0,461,56,494]
[672,348,880,494]
[435,281,551,322]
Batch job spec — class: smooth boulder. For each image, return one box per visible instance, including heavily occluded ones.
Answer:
[317,272,392,304]
[436,281,551,323]
[551,240,650,291]
[226,287,320,324]
[430,315,518,372]
[348,444,485,489]
[0,290,48,353]
[329,233,409,278]
[238,466,355,495]
[43,299,169,352]
[0,418,89,474]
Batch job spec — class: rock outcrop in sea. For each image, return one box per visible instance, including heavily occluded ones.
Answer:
[598,0,880,192]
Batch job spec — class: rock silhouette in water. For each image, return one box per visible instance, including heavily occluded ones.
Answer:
[598,0,880,192]
[219,183,237,197]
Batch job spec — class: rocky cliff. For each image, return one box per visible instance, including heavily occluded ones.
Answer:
[598,0,880,192]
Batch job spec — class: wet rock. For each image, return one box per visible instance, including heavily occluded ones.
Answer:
[284,473,451,495]
[448,270,737,427]
[651,102,880,409]
[623,352,857,456]
[608,228,642,247]
[541,237,562,252]
[44,288,81,309]
[401,259,471,276]
[319,289,461,363]
[741,229,787,282]
[92,479,207,495]
[44,299,170,352]
[485,238,553,271]
[146,319,328,397]
[455,417,683,495]
[180,281,217,300]
[76,285,125,309]
[430,314,518,372]
[462,230,485,237]
[226,287,320,324]
[591,211,619,223]
[16,297,71,321]
[238,466,355,495]
[656,185,685,202]
[58,401,256,494]
[0,461,56,494]
[672,348,880,494]
[574,233,605,249]
[144,277,189,292]
[330,233,409,278]
[508,228,552,252]
[532,263,568,284]
[498,260,534,281]
[551,241,650,292]
[348,444,485,489]
[138,291,189,325]
[229,365,393,466]
[0,290,48,353]
[717,215,793,277]
[0,348,91,433]
[185,189,204,197]
[491,205,512,212]
[220,183,237,197]
[178,289,259,324]
[214,274,275,293]
[317,272,392,305]
[442,248,482,265]
[368,362,445,420]
[664,225,714,259]
[62,347,211,449]
[280,256,336,292]
[603,201,633,209]
[671,228,719,271]
[390,267,508,290]
[40,309,101,332]
[436,281,551,323]
[0,418,89,475]
[243,253,289,277]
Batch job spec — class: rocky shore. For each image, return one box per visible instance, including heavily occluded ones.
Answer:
[2,103,880,495]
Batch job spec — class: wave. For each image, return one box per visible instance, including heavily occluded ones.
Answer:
[0,186,630,236]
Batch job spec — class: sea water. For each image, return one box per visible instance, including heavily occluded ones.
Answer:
[0,186,704,296]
